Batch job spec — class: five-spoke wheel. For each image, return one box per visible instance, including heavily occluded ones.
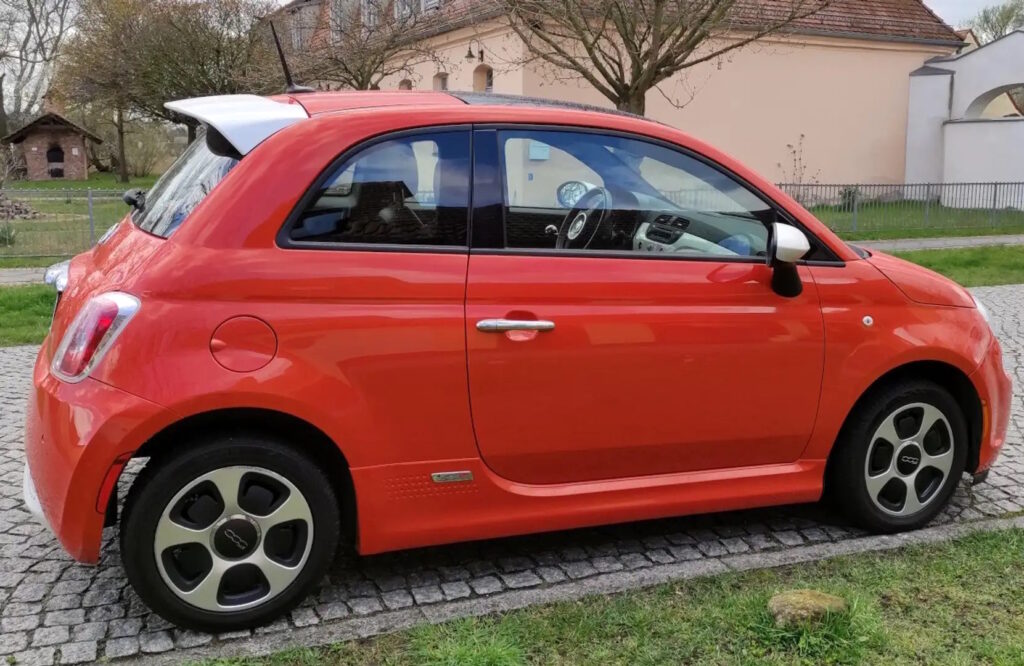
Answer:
[154,466,314,613]
[121,436,339,632]
[830,380,967,533]
[864,403,954,517]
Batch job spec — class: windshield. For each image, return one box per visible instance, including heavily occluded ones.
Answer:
[133,133,238,238]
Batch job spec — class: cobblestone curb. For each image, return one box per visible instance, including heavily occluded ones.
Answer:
[115,512,1024,666]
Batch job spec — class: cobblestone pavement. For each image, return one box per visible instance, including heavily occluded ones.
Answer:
[1,285,1021,665]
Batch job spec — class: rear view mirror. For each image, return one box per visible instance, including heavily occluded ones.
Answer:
[769,223,810,298]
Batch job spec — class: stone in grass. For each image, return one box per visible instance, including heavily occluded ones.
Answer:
[768,590,848,627]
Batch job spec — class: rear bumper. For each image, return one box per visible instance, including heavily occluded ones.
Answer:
[24,347,174,563]
[970,336,1013,474]
[22,463,48,530]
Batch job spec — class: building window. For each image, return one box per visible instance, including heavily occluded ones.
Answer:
[432,73,448,91]
[398,79,413,90]
[473,64,493,92]
[361,0,381,28]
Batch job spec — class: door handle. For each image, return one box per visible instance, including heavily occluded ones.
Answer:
[476,319,556,333]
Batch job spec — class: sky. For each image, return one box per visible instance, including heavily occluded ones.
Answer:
[924,0,990,28]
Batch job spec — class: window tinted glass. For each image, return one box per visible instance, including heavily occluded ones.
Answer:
[499,130,775,259]
[134,134,238,238]
[289,131,470,247]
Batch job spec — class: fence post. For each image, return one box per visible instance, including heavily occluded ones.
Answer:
[851,187,858,233]
[991,183,999,228]
[924,185,931,229]
[88,189,95,244]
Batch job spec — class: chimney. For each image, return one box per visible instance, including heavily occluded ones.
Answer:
[42,93,64,115]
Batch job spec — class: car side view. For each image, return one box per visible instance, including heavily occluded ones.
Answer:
[23,91,1012,632]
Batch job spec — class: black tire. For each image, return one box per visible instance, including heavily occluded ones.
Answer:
[121,434,340,632]
[829,380,967,533]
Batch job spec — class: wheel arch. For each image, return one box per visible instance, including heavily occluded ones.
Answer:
[122,407,358,547]
[827,360,984,477]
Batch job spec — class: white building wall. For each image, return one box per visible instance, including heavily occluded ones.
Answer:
[905,72,952,184]
[947,32,1024,118]
[942,119,1024,209]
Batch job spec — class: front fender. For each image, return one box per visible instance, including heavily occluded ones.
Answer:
[803,261,990,461]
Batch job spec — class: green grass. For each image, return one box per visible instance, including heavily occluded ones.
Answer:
[0,284,54,346]
[5,171,159,190]
[0,255,64,268]
[809,201,1024,241]
[201,529,1024,665]
[891,246,1024,287]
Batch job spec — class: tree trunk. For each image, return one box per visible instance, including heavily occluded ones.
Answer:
[616,92,647,116]
[115,108,129,184]
[0,75,8,139]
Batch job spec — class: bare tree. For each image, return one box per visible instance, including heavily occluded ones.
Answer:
[55,0,280,159]
[0,0,75,132]
[127,0,280,140]
[972,0,1024,43]
[502,0,828,114]
[298,0,442,90]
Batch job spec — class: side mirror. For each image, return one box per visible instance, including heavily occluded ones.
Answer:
[771,223,810,264]
[769,223,810,297]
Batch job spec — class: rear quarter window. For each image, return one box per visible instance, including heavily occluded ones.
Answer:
[133,131,238,238]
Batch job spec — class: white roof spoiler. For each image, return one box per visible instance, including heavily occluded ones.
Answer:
[164,94,309,156]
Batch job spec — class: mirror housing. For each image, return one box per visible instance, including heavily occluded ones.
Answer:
[770,223,810,264]
[769,223,810,298]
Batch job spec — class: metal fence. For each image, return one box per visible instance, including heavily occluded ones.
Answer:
[2,182,1024,259]
[0,189,126,259]
[776,182,1024,236]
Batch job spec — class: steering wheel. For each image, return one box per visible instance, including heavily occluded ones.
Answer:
[556,187,612,250]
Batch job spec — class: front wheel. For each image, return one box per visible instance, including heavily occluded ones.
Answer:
[121,436,340,632]
[829,380,967,533]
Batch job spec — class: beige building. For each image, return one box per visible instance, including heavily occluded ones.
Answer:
[278,0,964,184]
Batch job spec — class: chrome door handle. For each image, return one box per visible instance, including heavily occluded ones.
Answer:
[476,319,556,332]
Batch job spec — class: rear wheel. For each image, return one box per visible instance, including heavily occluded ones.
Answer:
[830,380,967,533]
[121,435,340,632]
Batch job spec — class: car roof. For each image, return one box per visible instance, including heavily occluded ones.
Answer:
[170,91,651,157]
[281,90,644,121]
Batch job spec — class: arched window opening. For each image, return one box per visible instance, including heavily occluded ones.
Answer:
[432,72,448,91]
[398,79,413,90]
[473,64,493,93]
[965,83,1024,119]
[46,144,64,163]
[46,144,65,178]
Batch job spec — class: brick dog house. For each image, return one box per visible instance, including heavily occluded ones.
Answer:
[2,112,101,181]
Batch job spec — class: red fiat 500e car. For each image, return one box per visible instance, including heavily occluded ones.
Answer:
[23,91,1012,631]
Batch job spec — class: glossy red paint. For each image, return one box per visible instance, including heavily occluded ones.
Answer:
[23,93,1011,564]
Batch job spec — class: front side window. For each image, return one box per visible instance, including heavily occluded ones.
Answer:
[133,131,238,238]
[499,129,777,259]
[288,131,470,247]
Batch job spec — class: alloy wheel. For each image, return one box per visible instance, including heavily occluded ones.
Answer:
[153,466,314,613]
[863,402,955,517]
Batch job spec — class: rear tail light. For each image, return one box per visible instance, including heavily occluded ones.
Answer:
[51,292,140,383]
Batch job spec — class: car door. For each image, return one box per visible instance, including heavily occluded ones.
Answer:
[465,127,826,485]
[277,128,477,465]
